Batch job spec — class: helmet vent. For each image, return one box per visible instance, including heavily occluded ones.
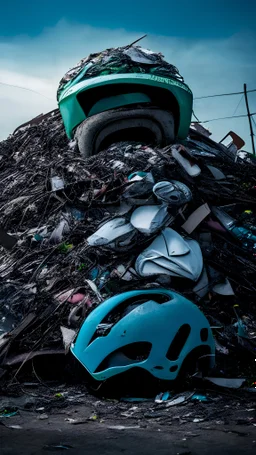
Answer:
[102,293,170,323]
[200,328,208,342]
[94,342,152,372]
[88,293,171,347]
[166,324,191,361]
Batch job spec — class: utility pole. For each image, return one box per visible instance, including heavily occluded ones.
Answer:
[244,83,256,156]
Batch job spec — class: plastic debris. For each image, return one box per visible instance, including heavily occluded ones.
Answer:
[107,425,141,430]
[207,165,226,180]
[155,392,172,403]
[212,278,235,296]
[204,377,246,389]
[51,176,65,191]
[60,326,77,353]
[121,397,152,402]
[172,145,201,177]
[193,267,209,298]
[182,204,211,234]
[165,396,186,407]
[212,206,256,253]
[0,409,18,418]
[191,394,210,403]
[122,179,155,206]
[8,425,22,429]
[130,205,171,234]
[87,218,137,250]
[37,413,49,420]
[153,180,192,206]
[135,228,203,280]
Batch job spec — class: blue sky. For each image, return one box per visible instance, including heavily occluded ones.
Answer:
[0,1,256,150]
[1,1,255,39]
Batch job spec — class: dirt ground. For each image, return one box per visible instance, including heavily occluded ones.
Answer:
[1,385,256,454]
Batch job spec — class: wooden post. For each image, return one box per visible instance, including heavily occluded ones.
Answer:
[244,83,256,156]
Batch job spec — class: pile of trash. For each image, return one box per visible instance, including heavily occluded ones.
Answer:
[57,44,184,100]
[0,108,256,396]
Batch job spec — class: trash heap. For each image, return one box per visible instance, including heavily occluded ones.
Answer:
[57,45,184,101]
[0,109,256,395]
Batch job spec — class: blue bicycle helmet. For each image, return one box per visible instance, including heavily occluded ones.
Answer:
[71,289,215,381]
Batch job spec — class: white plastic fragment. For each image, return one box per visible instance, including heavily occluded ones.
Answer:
[182,204,211,234]
[60,326,77,353]
[107,425,141,430]
[87,218,136,249]
[84,279,103,302]
[165,396,186,407]
[130,205,171,235]
[8,425,22,429]
[51,176,65,191]
[172,145,201,177]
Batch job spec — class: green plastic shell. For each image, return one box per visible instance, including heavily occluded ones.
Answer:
[58,73,193,140]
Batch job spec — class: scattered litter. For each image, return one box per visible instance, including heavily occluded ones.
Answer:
[165,396,186,407]
[182,204,211,234]
[65,418,87,425]
[107,425,141,430]
[207,165,226,180]
[191,394,210,403]
[153,180,192,206]
[87,218,137,250]
[60,326,77,353]
[51,176,65,192]
[192,267,209,298]
[212,278,235,296]
[121,406,139,417]
[43,444,73,451]
[37,413,49,420]
[130,205,171,234]
[0,410,18,418]
[172,145,201,177]
[8,425,22,429]
[205,377,246,389]
[155,392,172,403]
[135,228,203,280]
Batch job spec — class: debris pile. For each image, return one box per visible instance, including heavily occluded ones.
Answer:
[0,108,256,396]
[57,45,184,101]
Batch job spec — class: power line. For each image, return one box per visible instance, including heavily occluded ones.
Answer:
[0,81,54,101]
[192,109,201,122]
[194,88,256,100]
[195,112,256,124]
[0,78,255,104]
[232,94,244,116]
